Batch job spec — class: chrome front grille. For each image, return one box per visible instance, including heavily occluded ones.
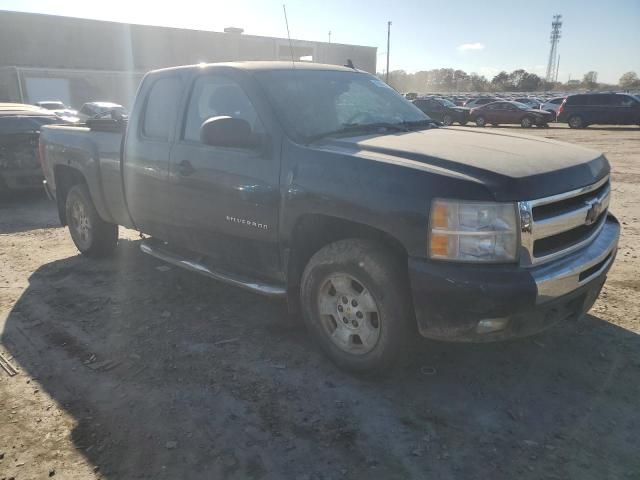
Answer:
[518,176,611,266]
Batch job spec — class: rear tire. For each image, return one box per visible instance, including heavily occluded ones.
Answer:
[442,114,453,126]
[459,120,468,126]
[300,239,413,374]
[65,184,118,257]
[568,115,585,129]
[475,116,486,127]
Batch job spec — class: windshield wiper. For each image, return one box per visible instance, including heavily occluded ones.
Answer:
[306,122,411,143]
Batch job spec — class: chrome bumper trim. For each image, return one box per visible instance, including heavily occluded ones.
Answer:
[532,217,619,304]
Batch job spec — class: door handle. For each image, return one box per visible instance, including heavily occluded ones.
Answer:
[177,160,195,176]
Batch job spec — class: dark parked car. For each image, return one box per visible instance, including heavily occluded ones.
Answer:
[0,103,61,191]
[40,62,619,373]
[412,97,470,125]
[470,101,553,128]
[463,97,499,108]
[557,93,640,128]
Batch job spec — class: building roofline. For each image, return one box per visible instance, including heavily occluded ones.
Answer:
[0,9,377,51]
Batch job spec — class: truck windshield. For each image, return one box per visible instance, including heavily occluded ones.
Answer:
[254,69,430,142]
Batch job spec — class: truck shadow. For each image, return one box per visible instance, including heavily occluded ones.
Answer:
[2,239,639,479]
[0,191,60,234]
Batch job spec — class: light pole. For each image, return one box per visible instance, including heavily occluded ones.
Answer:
[386,21,391,83]
[328,30,331,43]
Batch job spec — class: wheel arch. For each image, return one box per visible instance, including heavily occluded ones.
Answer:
[53,165,87,226]
[285,214,409,310]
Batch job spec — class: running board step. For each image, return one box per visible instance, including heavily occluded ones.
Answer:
[140,240,286,298]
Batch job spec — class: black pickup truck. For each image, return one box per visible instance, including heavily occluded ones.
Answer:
[40,62,620,373]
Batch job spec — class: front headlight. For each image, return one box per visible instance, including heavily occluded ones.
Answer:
[429,199,518,263]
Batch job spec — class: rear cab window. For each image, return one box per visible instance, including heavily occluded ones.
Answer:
[141,76,183,141]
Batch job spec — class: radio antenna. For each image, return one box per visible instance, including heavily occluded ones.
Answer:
[282,4,296,68]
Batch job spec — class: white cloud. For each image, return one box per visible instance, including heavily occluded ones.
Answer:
[457,42,485,52]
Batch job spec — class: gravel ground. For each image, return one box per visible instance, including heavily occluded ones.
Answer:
[1,124,639,480]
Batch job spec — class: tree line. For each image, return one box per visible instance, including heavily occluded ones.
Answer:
[379,68,640,93]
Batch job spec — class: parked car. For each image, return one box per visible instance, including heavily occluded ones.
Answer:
[540,96,566,117]
[557,93,640,128]
[514,97,543,109]
[40,62,619,373]
[0,103,62,191]
[412,97,470,125]
[77,102,127,121]
[463,97,499,108]
[470,101,553,127]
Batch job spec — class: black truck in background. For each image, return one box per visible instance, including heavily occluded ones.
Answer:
[40,62,620,373]
[0,103,61,192]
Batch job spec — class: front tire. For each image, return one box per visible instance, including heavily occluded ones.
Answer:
[568,115,585,129]
[475,116,486,127]
[300,239,412,374]
[65,184,118,257]
[442,114,453,126]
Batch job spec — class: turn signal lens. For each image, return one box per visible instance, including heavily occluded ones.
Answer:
[431,203,449,229]
[430,234,449,257]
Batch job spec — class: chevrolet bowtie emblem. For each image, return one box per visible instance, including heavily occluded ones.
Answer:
[584,198,602,226]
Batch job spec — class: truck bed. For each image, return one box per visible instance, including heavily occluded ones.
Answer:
[40,122,132,227]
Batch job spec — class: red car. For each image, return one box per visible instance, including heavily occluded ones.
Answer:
[470,101,553,128]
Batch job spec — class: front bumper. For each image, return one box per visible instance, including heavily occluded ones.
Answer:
[409,215,620,342]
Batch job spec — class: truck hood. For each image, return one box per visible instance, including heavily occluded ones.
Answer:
[314,127,608,201]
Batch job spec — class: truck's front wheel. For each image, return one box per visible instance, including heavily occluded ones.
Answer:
[300,239,412,374]
[65,184,118,257]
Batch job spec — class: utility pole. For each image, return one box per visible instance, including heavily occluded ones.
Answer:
[386,21,392,84]
[328,30,331,43]
[554,55,560,83]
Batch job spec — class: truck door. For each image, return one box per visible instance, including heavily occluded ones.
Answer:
[168,72,281,280]
[124,73,184,239]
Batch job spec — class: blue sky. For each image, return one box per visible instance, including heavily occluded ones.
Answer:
[1,0,638,83]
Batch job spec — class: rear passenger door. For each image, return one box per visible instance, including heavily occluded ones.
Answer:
[167,71,281,279]
[124,73,184,239]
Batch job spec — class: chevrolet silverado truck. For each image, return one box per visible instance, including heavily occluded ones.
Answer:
[39,62,620,373]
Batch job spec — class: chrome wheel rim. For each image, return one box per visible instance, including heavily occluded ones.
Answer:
[443,115,452,126]
[317,273,381,355]
[522,117,532,127]
[569,116,581,128]
[476,117,485,127]
[70,198,91,249]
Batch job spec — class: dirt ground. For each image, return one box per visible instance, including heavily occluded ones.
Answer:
[1,124,639,480]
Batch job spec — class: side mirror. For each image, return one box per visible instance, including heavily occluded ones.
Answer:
[200,116,255,149]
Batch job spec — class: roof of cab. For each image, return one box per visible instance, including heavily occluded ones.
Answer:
[149,61,362,75]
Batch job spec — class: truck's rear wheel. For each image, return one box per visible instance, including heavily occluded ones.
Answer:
[65,184,118,257]
[300,239,412,374]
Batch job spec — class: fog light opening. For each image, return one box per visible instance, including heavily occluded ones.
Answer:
[476,317,510,334]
